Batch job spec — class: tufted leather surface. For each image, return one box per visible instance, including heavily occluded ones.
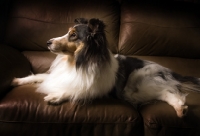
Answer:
[119,0,200,58]
[133,56,200,77]
[0,44,31,96]
[23,51,56,74]
[0,85,142,136]
[4,0,120,53]
[139,92,200,136]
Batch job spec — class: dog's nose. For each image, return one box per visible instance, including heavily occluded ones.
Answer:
[47,40,53,46]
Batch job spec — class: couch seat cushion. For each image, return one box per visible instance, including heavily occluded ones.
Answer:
[0,85,142,136]
[139,92,200,136]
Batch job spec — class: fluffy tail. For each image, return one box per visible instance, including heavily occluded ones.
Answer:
[172,72,200,92]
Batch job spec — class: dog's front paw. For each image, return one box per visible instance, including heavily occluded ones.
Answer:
[44,93,65,105]
[11,78,22,86]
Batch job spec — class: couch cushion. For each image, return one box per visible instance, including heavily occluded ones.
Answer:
[139,92,200,136]
[0,45,31,96]
[23,51,56,74]
[133,56,200,77]
[5,0,120,53]
[119,0,200,58]
[0,85,142,136]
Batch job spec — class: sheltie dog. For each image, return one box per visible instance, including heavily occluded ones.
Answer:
[11,18,200,118]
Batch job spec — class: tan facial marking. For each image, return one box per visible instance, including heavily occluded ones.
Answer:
[61,55,75,67]
[61,27,78,53]
[75,42,84,55]
[64,42,77,53]
[69,27,76,35]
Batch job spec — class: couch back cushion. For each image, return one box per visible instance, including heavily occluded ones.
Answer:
[4,0,120,53]
[119,0,200,59]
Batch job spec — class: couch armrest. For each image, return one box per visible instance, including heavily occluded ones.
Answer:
[0,44,31,96]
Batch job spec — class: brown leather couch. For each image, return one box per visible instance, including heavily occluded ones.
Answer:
[1,0,200,135]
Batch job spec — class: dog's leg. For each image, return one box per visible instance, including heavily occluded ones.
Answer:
[44,92,69,104]
[11,74,49,86]
[159,90,188,118]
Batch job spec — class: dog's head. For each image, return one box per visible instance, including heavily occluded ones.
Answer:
[47,18,110,68]
[47,18,106,55]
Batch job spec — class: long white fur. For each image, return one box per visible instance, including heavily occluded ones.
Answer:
[12,50,118,104]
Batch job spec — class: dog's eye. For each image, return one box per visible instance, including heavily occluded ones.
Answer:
[71,33,77,37]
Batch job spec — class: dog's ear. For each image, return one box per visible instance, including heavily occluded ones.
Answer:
[88,18,105,33]
[74,18,88,24]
